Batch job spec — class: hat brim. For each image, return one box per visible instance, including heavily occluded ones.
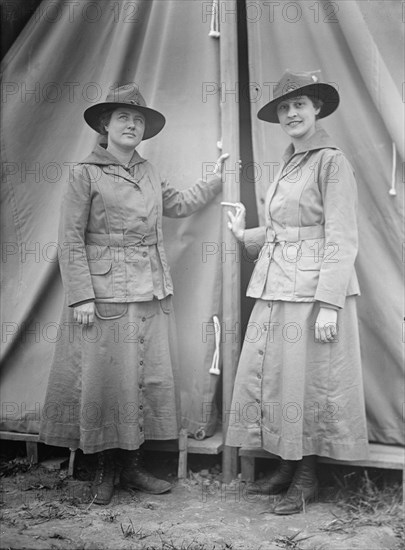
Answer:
[84,103,166,140]
[257,83,340,124]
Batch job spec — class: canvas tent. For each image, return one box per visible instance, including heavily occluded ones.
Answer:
[1,0,404,480]
[244,0,404,446]
[0,0,241,472]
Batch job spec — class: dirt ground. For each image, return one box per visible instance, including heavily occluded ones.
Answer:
[0,446,403,550]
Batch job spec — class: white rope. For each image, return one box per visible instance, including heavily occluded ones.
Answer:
[209,0,220,38]
[389,141,397,196]
[209,315,221,375]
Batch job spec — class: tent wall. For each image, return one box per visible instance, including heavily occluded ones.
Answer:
[245,0,404,445]
[1,0,237,439]
[1,0,403,449]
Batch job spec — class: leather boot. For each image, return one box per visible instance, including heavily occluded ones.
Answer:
[91,450,116,505]
[273,455,318,515]
[120,450,172,494]
[247,459,297,495]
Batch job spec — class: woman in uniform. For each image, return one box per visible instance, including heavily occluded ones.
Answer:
[226,70,368,515]
[40,84,226,505]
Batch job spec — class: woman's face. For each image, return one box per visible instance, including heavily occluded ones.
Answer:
[277,95,320,144]
[105,108,145,151]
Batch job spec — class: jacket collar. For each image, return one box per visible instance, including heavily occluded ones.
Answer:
[282,127,338,163]
[80,143,146,168]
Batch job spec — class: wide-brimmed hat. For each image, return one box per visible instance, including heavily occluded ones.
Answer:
[84,83,166,140]
[257,70,340,124]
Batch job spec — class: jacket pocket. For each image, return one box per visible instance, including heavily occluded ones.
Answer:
[88,260,112,275]
[296,239,324,271]
[295,239,322,297]
[160,295,173,314]
[297,255,322,271]
[95,302,128,320]
[294,267,320,298]
[87,245,114,298]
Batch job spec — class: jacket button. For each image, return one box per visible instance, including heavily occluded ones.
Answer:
[141,317,146,322]
[142,252,147,258]
[140,338,144,344]
[258,350,264,356]
[139,360,144,366]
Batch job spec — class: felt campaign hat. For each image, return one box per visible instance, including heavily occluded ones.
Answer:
[257,70,340,124]
[84,83,166,140]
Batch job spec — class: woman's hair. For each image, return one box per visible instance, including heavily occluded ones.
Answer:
[98,110,114,135]
[306,96,324,119]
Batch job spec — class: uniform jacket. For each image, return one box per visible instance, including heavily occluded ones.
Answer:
[59,145,222,306]
[244,128,360,308]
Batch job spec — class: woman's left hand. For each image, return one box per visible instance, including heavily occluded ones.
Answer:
[213,153,229,176]
[226,202,246,241]
[315,307,338,343]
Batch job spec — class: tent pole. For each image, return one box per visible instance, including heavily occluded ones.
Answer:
[219,0,240,484]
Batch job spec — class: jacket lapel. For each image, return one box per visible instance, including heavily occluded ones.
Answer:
[136,161,162,209]
[102,165,139,185]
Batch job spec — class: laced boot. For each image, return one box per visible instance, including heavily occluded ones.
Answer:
[91,450,116,505]
[247,459,297,495]
[120,449,172,494]
[273,455,318,515]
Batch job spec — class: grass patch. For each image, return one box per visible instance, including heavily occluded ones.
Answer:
[321,469,403,544]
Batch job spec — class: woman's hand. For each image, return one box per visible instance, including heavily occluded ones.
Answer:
[73,302,95,325]
[315,307,338,343]
[213,153,230,176]
[226,202,246,241]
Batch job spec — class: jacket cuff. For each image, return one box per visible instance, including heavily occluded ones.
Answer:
[71,298,95,308]
[314,289,346,309]
[317,300,340,311]
[68,289,95,308]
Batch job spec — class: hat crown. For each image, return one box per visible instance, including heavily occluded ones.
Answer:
[274,70,321,100]
[105,84,147,108]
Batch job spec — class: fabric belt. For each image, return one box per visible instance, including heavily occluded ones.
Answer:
[86,232,158,246]
[266,225,324,243]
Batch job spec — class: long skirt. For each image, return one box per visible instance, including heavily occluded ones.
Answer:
[39,297,180,454]
[226,298,369,461]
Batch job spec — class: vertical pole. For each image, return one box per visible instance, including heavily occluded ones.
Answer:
[26,441,38,464]
[219,0,240,483]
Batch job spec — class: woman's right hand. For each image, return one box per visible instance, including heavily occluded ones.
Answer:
[213,153,230,177]
[227,202,246,241]
[73,302,95,325]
